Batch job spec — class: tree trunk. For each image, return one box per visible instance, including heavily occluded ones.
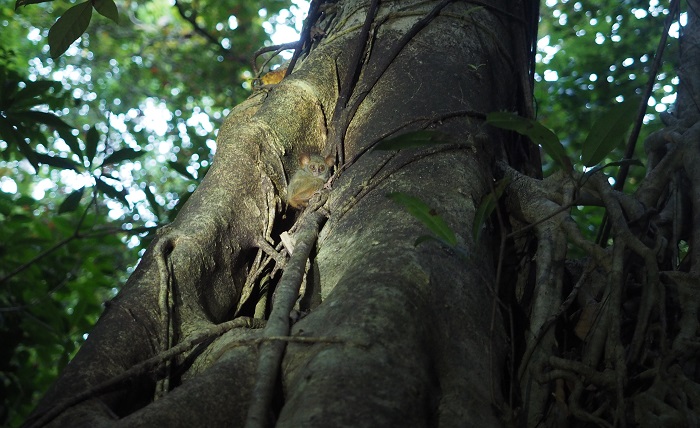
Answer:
[27,1,537,427]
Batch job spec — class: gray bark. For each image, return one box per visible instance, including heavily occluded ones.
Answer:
[27,1,534,426]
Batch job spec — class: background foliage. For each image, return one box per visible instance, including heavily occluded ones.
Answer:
[1,0,297,424]
[0,0,678,425]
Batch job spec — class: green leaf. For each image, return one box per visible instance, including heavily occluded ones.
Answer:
[95,177,129,207]
[93,0,119,23]
[6,110,73,130]
[102,147,144,165]
[0,75,20,110]
[581,97,640,167]
[374,130,451,151]
[58,188,84,214]
[0,116,23,146]
[414,235,439,246]
[47,1,93,59]
[10,81,62,110]
[387,192,457,246]
[15,138,40,171]
[487,112,572,171]
[143,184,161,221]
[85,126,99,164]
[473,178,510,242]
[167,161,196,180]
[415,235,469,258]
[15,81,58,99]
[34,153,80,171]
[15,0,54,8]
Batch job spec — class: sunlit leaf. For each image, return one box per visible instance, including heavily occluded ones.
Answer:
[93,0,119,23]
[473,178,510,242]
[58,188,84,214]
[47,1,93,59]
[374,130,451,151]
[387,192,457,246]
[6,110,73,130]
[487,111,572,171]
[102,147,144,165]
[167,161,196,180]
[259,66,288,85]
[581,97,640,167]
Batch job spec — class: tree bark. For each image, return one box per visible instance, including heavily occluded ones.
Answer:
[27,1,537,426]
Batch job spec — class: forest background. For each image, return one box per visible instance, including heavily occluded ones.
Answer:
[0,0,682,426]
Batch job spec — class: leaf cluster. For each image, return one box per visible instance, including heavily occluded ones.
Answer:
[535,0,675,176]
[0,192,134,426]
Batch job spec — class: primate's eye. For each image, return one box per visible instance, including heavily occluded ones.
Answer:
[319,166,325,172]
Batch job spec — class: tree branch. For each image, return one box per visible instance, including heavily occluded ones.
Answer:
[244,209,326,428]
[173,0,232,56]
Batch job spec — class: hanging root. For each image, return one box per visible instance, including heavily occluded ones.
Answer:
[500,123,700,426]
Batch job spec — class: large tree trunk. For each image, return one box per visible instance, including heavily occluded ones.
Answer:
[27,1,537,427]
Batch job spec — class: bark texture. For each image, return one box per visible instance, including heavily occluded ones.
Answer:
[27,1,536,426]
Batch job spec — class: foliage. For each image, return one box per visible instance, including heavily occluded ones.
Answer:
[0,0,300,424]
[487,95,638,171]
[488,111,573,171]
[388,191,457,247]
[0,60,75,171]
[536,0,675,176]
[0,191,134,426]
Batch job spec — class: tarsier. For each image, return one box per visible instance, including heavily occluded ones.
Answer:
[286,153,334,208]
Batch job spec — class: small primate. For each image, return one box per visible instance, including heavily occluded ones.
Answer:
[286,153,334,208]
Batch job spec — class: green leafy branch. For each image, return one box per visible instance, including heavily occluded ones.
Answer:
[486,96,640,170]
[377,97,641,249]
[15,0,119,58]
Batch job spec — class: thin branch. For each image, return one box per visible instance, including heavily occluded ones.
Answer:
[336,0,380,113]
[0,222,156,285]
[253,42,300,75]
[173,0,240,59]
[617,0,680,186]
[285,0,324,78]
[598,0,680,245]
[25,317,265,428]
[328,0,380,164]
[244,209,326,428]
[331,108,486,180]
[332,0,453,164]
[0,193,97,285]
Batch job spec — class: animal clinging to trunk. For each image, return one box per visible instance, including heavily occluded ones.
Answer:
[286,154,334,208]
